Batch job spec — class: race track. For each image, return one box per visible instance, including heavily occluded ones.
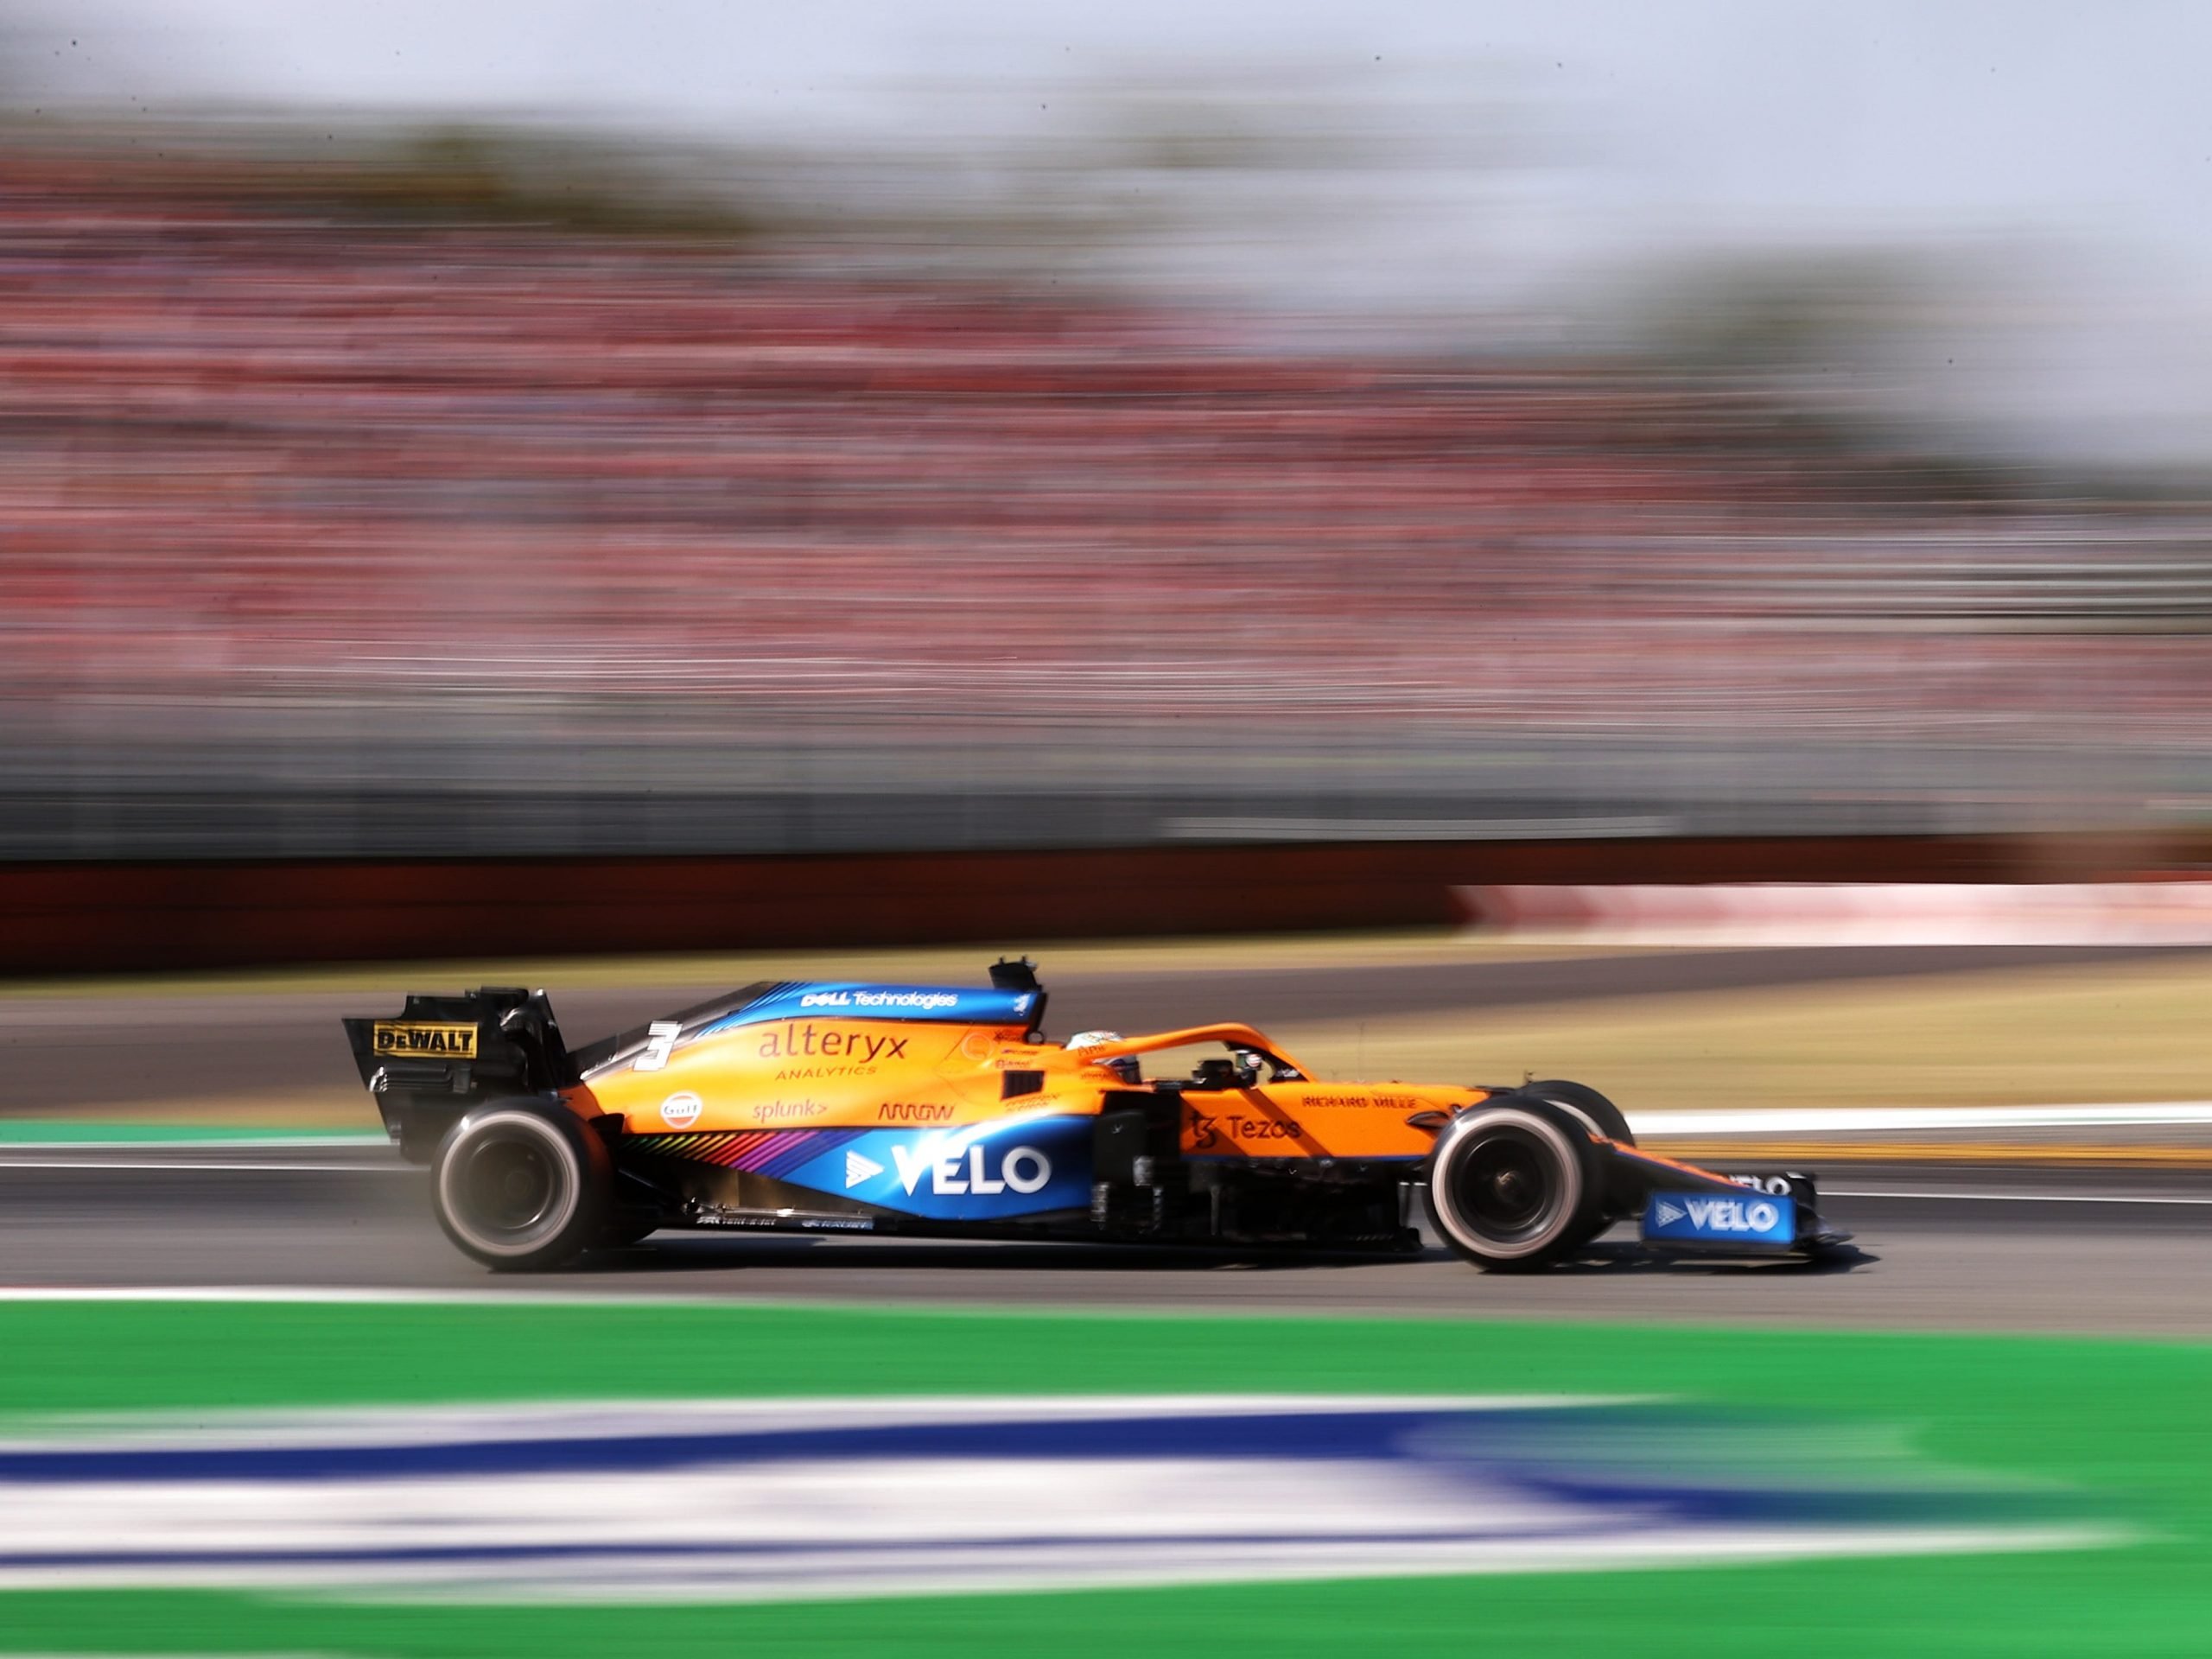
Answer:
[3,1145,2207,1337]
[0,944,2176,1116]
[7,944,2209,1338]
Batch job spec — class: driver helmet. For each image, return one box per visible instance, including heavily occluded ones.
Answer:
[1065,1030,1141,1084]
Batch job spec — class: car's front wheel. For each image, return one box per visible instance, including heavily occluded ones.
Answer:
[1522,1078,1634,1146]
[1423,1100,1605,1271]
[432,1100,609,1272]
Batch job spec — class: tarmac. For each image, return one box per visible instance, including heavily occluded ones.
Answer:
[0,1144,2205,1338]
[3,943,2207,1338]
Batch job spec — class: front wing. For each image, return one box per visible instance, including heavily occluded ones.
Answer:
[1605,1144,1849,1254]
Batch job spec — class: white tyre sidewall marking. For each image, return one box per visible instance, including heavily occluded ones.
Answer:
[437,1112,584,1258]
[1430,1108,1583,1260]
[1537,1098,1609,1143]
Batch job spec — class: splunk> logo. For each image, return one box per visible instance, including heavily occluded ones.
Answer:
[0,1395,2111,1604]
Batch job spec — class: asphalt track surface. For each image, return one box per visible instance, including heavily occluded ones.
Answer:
[3,1145,2209,1337]
[7,945,2208,1338]
[0,944,2183,1116]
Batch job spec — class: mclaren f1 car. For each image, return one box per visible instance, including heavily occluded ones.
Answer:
[344,959,1847,1272]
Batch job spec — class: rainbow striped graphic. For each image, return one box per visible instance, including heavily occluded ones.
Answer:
[622,1128,868,1180]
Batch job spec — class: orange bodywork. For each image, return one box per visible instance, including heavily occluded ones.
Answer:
[346,974,1834,1263]
[568,1014,1490,1163]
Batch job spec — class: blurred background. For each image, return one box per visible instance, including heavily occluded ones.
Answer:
[5,0,2212,879]
[3,23,2211,1654]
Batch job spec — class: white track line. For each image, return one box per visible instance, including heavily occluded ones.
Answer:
[0,1287,764,1306]
[0,1159,408,1173]
[6,1105,2212,1153]
[0,1135,386,1150]
[1633,1103,2212,1135]
[1827,1188,2212,1205]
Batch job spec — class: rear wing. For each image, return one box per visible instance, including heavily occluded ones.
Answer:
[341,988,579,1161]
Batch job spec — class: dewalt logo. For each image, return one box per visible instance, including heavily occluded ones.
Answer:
[372,1021,478,1060]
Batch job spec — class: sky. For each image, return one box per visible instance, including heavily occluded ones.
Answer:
[19,0,2212,461]
[54,1,2201,244]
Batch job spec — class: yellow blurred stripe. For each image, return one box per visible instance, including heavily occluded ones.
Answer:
[1643,1138,2212,1166]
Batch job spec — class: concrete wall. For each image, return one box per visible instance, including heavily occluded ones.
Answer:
[0,831,2188,976]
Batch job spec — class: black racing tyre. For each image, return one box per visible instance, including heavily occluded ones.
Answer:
[1423,1099,1606,1272]
[432,1099,610,1272]
[1522,1079,1634,1146]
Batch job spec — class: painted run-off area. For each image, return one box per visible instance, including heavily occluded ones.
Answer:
[1287,950,2212,1116]
[0,1296,2207,1657]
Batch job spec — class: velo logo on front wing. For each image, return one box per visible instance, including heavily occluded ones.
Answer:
[1656,1197,1777,1231]
[1645,1191,1794,1244]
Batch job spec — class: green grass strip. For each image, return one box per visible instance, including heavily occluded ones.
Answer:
[0,1298,2206,1658]
[0,1122,385,1145]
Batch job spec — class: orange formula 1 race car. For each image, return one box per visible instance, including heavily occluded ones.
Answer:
[344,960,1847,1273]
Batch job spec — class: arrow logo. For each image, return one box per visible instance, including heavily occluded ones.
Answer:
[844,1149,884,1188]
[1655,1199,1685,1225]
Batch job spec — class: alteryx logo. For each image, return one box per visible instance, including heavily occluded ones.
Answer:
[0,1395,2109,1603]
[1644,1191,1795,1245]
[791,1115,1090,1219]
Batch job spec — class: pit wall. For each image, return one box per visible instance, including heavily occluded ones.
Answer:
[1,832,2199,976]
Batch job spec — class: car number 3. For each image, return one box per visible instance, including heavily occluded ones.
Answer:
[633,1021,682,1072]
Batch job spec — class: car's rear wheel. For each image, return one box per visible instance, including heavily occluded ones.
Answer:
[1423,1100,1605,1271]
[432,1100,609,1272]
[1522,1078,1633,1146]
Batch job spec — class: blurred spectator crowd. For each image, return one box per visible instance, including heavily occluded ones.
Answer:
[2,137,2209,855]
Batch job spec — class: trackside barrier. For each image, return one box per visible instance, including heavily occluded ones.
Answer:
[1458,880,2212,945]
[0,832,2202,976]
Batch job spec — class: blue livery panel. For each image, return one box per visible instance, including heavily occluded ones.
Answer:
[782,1113,1093,1220]
[701,982,1039,1037]
[1641,1191,1796,1247]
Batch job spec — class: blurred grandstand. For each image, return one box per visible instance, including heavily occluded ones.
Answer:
[3,124,2210,861]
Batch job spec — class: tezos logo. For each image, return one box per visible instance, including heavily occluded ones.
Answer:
[1658,1196,1780,1232]
[659,1091,702,1130]
[888,1140,1052,1197]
